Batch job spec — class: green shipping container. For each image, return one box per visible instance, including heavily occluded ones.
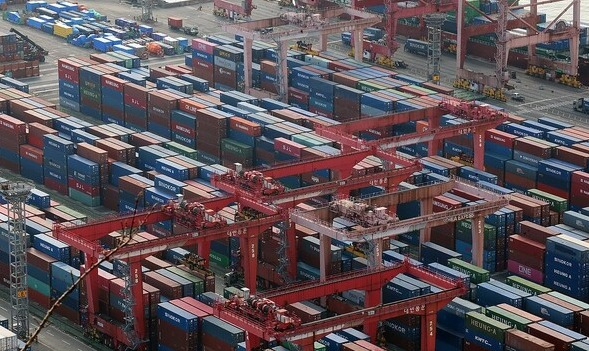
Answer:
[68,188,101,207]
[80,86,101,101]
[547,291,589,310]
[165,142,199,160]
[313,342,326,351]
[209,250,230,268]
[465,311,512,342]
[526,188,568,213]
[485,306,534,331]
[55,205,88,222]
[505,275,551,296]
[221,138,253,158]
[356,81,386,92]
[28,276,51,297]
[447,258,490,284]
[165,266,205,295]
[223,286,242,299]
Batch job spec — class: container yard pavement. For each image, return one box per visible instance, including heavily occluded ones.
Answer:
[0,289,107,351]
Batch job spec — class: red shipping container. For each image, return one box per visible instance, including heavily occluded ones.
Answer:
[432,195,462,212]
[29,289,51,309]
[505,329,556,351]
[274,137,305,158]
[309,106,334,119]
[178,98,207,115]
[527,323,575,351]
[513,138,551,158]
[44,178,67,195]
[553,146,589,168]
[124,83,149,109]
[229,117,262,136]
[508,234,546,260]
[519,221,558,244]
[19,144,43,164]
[485,129,518,148]
[170,121,196,138]
[27,248,56,271]
[214,66,236,86]
[68,177,100,197]
[192,58,214,82]
[508,249,544,271]
[0,114,26,134]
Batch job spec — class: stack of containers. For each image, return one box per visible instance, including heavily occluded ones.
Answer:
[170,109,198,149]
[58,57,93,111]
[213,45,243,90]
[76,143,109,203]
[537,159,583,200]
[544,235,589,301]
[147,89,181,138]
[308,77,338,118]
[27,248,56,309]
[192,38,216,83]
[67,154,101,207]
[464,311,512,350]
[79,65,107,119]
[227,116,261,153]
[571,170,589,210]
[157,302,198,350]
[0,115,26,172]
[117,175,152,214]
[454,219,497,271]
[202,316,245,351]
[360,92,394,117]
[259,60,278,94]
[101,74,126,125]
[196,108,230,163]
[43,134,74,195]
[437,298,482,351]
[507,233,546,284]
[51,261,80,323]
[298,236,342,276]
[333,85,363,121]
[123,83,150,131]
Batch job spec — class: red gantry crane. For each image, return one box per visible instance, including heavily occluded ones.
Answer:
[53,99,508,350]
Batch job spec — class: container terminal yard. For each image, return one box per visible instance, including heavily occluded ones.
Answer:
[0,0,586,351]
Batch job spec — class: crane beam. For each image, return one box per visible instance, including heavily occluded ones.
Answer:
[55,210,172,240]
[373,118,504,149]
[261,261,459,306]
[280,288,461,351]
[291,198,508,241]
[315,107,440,134]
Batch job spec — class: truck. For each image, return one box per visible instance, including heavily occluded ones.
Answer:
[167,17,199,36]
[404,39,431,56]
[574,98,589,113]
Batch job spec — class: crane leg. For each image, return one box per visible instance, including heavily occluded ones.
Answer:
[240,234,259,292]
[420,312,437,351]
[419,197,433,244]
[471,215,485,267]
[198,243,211,266]
[364,289,381,338]
[473,128,485,170]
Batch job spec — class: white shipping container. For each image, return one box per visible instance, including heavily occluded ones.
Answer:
[0,326,18,351]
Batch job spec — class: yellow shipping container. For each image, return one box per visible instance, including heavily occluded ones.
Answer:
[53,23,73,38]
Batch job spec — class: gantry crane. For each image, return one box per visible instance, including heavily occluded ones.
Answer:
[221,7,381,99]
[52,97,510,349]
[455,0,581,91]
[218,260,467,351]
[315,100,508,170]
